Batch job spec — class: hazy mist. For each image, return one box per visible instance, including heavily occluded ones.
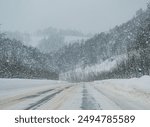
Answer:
[0,0,148,33]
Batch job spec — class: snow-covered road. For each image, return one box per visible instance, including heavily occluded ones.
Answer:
[0,77,150,110]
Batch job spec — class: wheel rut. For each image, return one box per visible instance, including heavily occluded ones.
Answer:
[24,86,72,110]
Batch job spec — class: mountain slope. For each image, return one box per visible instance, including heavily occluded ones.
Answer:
[0,35,58,79]
[53,6,150,81]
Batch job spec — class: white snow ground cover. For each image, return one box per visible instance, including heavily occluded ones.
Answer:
[58,75,150,110]
[0,76,149,110]
[94,75,150,93]
[0,79,67,98]
[93,75,150,109]
[0,79,71,109]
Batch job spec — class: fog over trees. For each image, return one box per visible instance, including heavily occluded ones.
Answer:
[0,1,149,81]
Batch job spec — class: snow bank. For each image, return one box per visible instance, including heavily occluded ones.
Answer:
[93,76,150,109]
[97,75,150,92]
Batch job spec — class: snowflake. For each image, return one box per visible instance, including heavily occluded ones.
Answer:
[6,60,9,63]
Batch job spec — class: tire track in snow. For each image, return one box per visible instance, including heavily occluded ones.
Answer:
[37,85,77,110]
[24,90,63,110]
[93,85,122,109]
[19,89,54,100]
[24,86,72,110]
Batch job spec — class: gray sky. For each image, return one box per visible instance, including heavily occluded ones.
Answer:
[0,0,148,34]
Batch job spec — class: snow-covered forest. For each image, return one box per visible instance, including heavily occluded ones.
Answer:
[0,33,58,79]
[58,4,150,82]
[0,3,150,82]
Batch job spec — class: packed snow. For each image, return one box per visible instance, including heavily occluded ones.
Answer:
[93,75,150,109]
[0,76,150,110]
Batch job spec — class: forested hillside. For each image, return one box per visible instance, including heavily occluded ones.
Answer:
[96,5,150,80]
[54,5,150,82]
[37,27,91,53]
[0,34,58,79]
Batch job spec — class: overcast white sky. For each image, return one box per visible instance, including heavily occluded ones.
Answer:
[0,0,148,33]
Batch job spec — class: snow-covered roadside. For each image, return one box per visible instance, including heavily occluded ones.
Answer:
[0,79,68,98]
[93,76,150,109]
[0,79,72,110]
[94,75,150,93]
